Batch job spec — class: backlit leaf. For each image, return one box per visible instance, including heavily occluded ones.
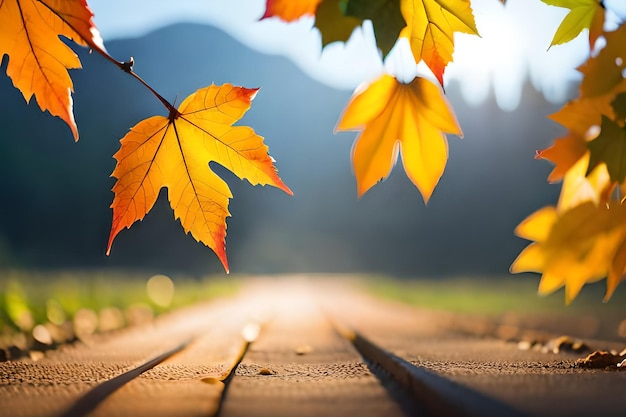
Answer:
[538,81,626,182]
[107,84,292,272]
[0,0,104,141]
[579,23,626,98]
[587,116,626,183]
[541,0,605,48]
[400,0,479,85]
[536,134,588,183]
[558,153,613,212]
[346,0,406,57]
[315,0,363,47]
[261,0,322,21]
[607,237,626,301]
[611,92,626,123]
[336,74,462,200]
[511,202,626,303]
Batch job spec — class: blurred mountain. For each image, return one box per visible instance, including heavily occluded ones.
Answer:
[0,23,563,276]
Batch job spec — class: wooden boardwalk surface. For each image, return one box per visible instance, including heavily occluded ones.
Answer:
[2,276,626,417]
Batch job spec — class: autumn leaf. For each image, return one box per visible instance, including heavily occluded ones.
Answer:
[345,0,406,57]
[315,0,363,47]
[261,0,322,21]
[107,84,292,272]
[541,0,605,49]
[0,0,105,141]
[536,134,588,183]
[557,153,613,212]
[587,115,626,183]
[511,202,626,303]
[579,23,626,98]
[400,0,479,85]
[537,80,626,182]
[336,74,462,200]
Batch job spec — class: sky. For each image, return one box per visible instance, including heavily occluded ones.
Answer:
[89,0,625,111]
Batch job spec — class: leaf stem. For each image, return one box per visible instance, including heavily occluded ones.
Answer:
[90,45,178,115]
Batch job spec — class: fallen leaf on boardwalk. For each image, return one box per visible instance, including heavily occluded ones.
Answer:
[541,0,605,49]
[543,336,588,354]
[400,0,479,85]
[261,0,321,21]
[107,84,292,272]
[576,351,623,369]
[336,74,462,200]
[0,0,105,140]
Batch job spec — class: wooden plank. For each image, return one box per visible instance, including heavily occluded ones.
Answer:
[0,296,244,417]
[86,293,261,417]
[218,278,410,417]
[319,280,626,417]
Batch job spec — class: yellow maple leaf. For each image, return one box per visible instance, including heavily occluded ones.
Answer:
[542,0,605,49]
[107,84,292,272]
[336,74,462,200]
[0,0,105,141]
[400,0,479,85]
[511,202,626,303]
[557,153,613,212]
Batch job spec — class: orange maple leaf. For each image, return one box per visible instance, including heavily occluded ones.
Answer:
[261,0,322,21]
[106,84,292,272]
[336,74,462,201]
[537,80,626,182]
[0,0,105,141]
[536,134,587,183]
[400,0,479,85]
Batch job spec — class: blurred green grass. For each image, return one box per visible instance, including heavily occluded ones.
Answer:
[363,274,626,318]
[362,274,626,342]
[0,270,238,352]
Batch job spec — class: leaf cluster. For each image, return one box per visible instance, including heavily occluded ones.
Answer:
[512,0,626,303]
[0,0,291,272]
[4,0,626,304]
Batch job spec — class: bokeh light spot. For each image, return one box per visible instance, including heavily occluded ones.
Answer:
[146,274,175,308]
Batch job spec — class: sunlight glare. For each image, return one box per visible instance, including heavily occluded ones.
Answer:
[242,322,261,342]
[448,0,587,110]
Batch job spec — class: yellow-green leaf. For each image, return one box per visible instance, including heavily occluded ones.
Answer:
[542,0,605,48]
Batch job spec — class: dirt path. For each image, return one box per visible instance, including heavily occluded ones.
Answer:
[1,276,625,417]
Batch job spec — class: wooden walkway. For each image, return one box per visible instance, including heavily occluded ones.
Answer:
[2,276,626,417]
